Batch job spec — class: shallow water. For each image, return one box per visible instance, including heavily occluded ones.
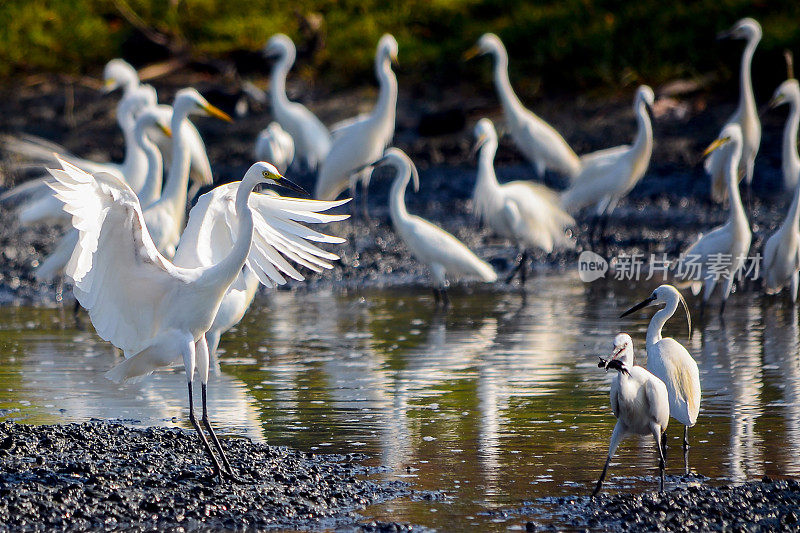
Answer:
[1,275,799,530]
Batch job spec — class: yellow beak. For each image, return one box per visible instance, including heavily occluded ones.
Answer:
[391,50,399,65]
[702,137,730,157]
[768,94,785,109]
[463,45,481,61]
[102,79,117,93]
[202,103,233,123]
[158,123,172,138]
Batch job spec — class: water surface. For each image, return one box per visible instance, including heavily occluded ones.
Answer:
[1,275,798,530]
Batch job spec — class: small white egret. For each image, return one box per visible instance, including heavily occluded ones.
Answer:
[143,89,232,258]
[315,34,398,204]
[172,183,349,367]
[620,284,701,468]
[263,34,331,172]
[471,118,574,284]
[102,58,140,96]
[46,157,312,480]
[465,33,580,179]
[593,333,669,496]
[679,124,752,314]
[707,18,762,204]
[254,121,295,174]
[370,148,497,305]
[561,86,655,232]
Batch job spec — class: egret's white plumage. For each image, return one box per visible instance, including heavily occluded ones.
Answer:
[264,34,331,172]
[254,121,295,174]
[620,285,701,450]
[315,34,398,201]
[467,33,580,179]
[46,156,324,477]
[593,333,669,496]
[373,148,496,302]
[172,183,349,366]
[706,18,762,203]
[770,79,800,190]
[471,118,573,283]
[679,124,752,311]
[561,86,654,216]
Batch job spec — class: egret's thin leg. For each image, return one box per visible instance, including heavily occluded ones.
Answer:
[661,430,668,461]
[187,381,223,477]
[683,425,689,449]
[433,288,441,305]
[201,383,234,475]
[654,426,666,492]
[504,250,525,284]
[360,178,372,224]
[592,456,612,498]
[196,337,234,476]
[592,422,623,497]
[683,425,690,474]
[519,250,528,286]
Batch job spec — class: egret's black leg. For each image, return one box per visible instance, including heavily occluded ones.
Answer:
[201,383,234,476]
[592,456,611,498]
[719,298,727,316]
[683,425,690,475]
[360,179,372,224]
[656,431,666,492]
[519,250,528,286]
[187,381,223,479]
[504,251,525,284]
[433,288,441,305]
[661,430,668,461]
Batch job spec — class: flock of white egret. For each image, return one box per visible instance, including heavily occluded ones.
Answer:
[0,15,793,490]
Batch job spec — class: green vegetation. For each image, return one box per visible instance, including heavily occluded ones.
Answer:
[1,1,799,93]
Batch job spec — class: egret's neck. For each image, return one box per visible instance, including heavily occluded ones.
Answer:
[782,94,800,187]
[739,36,759,116]
[491,50,524,118]
[201,179,257,290]
[136,133,163,206]
[476,138,500,193]
[119,110,148,193]
[631,100,653,156]
[389,167,412,227]
[270,54,292,109]
[647,300,677,346]
[160,111,192,220]
[725,145,748,227]
[372,60,397,127]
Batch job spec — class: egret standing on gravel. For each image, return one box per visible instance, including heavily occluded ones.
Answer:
[679,124,752,314]
[593,333,669,496]
[707,18,762,204]
[561,86,655,237]
[264,34,331,172]
[370,148,497,305]
[620,284,701,470]
[315,34,398,204]
[471,118,574,284]
[47,157,317,480]
[465,33,580,179]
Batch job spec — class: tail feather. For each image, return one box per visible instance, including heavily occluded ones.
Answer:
[104,330,185,384]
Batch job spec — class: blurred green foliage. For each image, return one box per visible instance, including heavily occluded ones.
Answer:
[0,0,799,94]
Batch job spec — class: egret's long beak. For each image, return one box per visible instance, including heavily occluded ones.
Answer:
[157,123,172,138]
[470,134,488,159]
[390,50,399,66]
[768,94,786,110]
[271,175,309,196]
[102,79,117,94]
[202,102,233,123]
[463,46,482,62]
[620,294,657,318]
[702,136,730,158]
[716,28,733,40]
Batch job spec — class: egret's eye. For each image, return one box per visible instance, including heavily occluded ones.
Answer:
[262,170,268,178]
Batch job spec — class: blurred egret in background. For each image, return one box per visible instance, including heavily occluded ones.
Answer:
[707,18,762,205]
[471,118,573,284]
[254,122,295,174]
[593,333,669,496]
[264,34,331,173]
[370,148,497,306]
[465,33,581,180]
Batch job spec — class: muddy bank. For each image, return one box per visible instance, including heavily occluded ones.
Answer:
[0,421,412,531]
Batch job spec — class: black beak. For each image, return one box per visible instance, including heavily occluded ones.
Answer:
[716,29,732,40]
[620,295,657,318]
[276,176,309,196]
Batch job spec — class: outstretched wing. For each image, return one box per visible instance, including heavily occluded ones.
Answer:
[173,182,349,288]
[47,158,190,356]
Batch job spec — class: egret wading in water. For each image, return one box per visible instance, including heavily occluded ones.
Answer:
[707,18,762,206]
[465,33,580,180]
[263,34,331,172]
[678,124,752,315]
[368,148,497,306]
[561,86,655,240]
[315,34,398,213]
[471,118,574,285]
[762,79,800,299]
[254,122,295,174]
[47,157,312,481]
[593,333,669,496]
[621,284,701,472]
